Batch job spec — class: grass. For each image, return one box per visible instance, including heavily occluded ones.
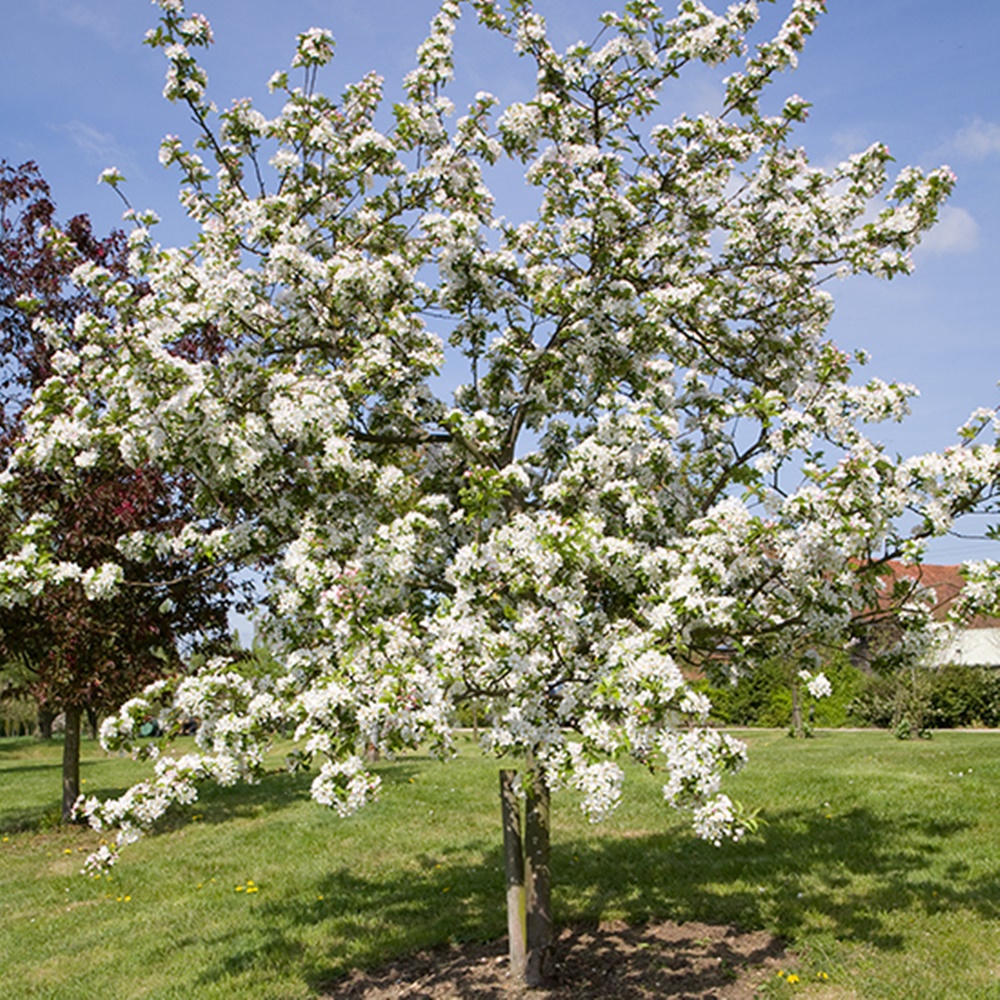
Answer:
[3,731,1000,998]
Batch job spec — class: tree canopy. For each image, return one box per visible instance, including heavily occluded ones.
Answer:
[0,160,232,818]
[3,3,999,969]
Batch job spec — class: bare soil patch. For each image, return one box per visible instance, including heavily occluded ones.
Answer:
[331,919,788,998]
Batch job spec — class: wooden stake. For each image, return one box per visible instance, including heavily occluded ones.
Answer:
[500,769,527,981]
[524,763,552,986]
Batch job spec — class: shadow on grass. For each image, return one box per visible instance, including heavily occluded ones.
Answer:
[0,805,63,833]
[0,761,67,776]
[0,737,48,757]
[556,807,995,949]
[185,802,1000,994]
[0,751,429,834]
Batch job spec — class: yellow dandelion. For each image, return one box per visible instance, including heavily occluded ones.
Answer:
[316,894,324,901]
[817,971,829,980]
[64,848,73,855]
[246,879,255,886]
[235,885,245,892]
[247,886,259,894]
[124,895,131,903]
[787,973,800,984]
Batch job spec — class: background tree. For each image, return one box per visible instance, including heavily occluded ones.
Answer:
[6,0,1000,985]
[0,161,232,821]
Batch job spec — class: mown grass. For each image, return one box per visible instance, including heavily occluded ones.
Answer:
[2,730,1000,998]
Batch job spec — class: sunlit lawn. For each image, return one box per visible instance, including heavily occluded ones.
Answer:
[3,730,1000,997]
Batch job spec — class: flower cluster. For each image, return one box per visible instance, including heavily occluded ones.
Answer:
[310,756,382,817]
[799,670,833,700]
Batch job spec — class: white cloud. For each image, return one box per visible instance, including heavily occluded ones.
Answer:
[40,0,125,48]
[57,121,144,182]
[918,205,979,255]
[60,121,125,164]
[950,118,1000,160]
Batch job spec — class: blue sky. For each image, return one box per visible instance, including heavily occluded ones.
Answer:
[3,0,999,562]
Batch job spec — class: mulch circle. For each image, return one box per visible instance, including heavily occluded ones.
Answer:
[330,919,788,998]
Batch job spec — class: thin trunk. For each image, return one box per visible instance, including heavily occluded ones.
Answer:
[62,706,82,823]
[37,706,55,740]
[500,769,527,981]
[524,763,552,985]
[791,682,803,738]
[500,763,553,987]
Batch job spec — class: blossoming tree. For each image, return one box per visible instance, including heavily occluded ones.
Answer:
[4,0,998,984]
[0,160,232,821]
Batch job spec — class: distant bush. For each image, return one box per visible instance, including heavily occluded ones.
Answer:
[703,657,792,727]
[704,657,1000,732]
[848,664,1000,732]
[847,674,899,729]
[703,653,869,729]
[926,665,985,728]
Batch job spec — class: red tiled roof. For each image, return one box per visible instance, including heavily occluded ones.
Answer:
[885,562,1000,630]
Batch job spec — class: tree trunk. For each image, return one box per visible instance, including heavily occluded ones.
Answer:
[62,706,82,823]
[37,706,55,740]
[791,681,804,738]
[500,763,552,988]
[500,770,527,980]
[85,705,99,741]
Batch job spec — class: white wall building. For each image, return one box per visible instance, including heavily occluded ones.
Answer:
[890,563,1000,668]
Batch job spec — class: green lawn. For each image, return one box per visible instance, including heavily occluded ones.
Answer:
[3,730,1000,998]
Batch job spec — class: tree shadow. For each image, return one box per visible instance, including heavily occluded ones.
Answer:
[173,758,426,825]
[557,806,994,949]
[0,737,46,757]
[0,805,62,833]
[0,762,64,775]
[0,749,427,834]
[184,802,1000,994]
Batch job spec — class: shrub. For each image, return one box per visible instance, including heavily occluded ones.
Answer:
[704,654,868,728]
[925,665,986,728]
[849,664,1000,731]
[847,674,898,729]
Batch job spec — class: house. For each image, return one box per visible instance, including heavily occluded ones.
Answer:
[887,562,1000,668]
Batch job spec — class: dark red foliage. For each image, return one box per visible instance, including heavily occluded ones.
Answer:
[0,161,231,732]
[0,163,133,456]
